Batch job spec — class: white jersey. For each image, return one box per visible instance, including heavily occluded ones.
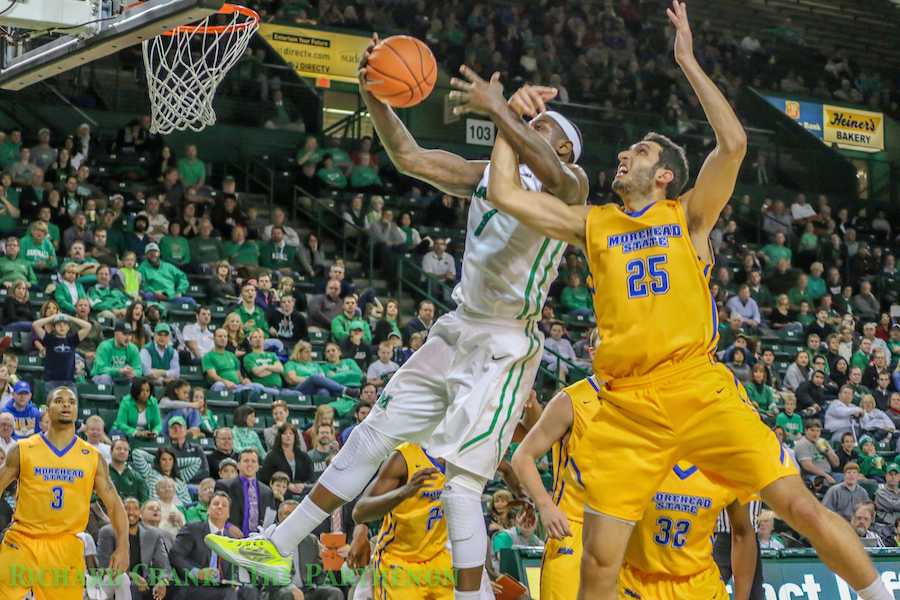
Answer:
[451,163,566,320]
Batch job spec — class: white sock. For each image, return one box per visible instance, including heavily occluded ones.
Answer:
[453,590,481,599]
[857,577,891,600]
[270,497,329,556]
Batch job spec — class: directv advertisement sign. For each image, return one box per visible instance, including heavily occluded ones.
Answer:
[765,95,824,140]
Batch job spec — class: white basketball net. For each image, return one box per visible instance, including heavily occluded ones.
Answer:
[142,5,259,134]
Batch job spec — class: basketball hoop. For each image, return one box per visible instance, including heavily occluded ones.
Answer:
[142,3,259,134]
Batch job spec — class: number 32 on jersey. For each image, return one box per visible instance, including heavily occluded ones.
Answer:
[626,255,670,298]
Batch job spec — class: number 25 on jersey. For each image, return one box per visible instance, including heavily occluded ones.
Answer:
[626,255,670,298]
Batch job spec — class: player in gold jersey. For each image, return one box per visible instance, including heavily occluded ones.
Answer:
[0,386,129,600]
[619,462,756,600]
[353,442,454,600]
[510,375,600,599]
[450,1,889,598]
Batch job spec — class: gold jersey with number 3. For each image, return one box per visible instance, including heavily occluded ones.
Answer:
[11,434,100,536]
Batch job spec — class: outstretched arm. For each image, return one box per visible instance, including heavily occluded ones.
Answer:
[487,133,589,248]
[510,390,574,539]
[93,458,130,577]
[669,1,747,243]
[359,34,485,197]
[449,71,588,205]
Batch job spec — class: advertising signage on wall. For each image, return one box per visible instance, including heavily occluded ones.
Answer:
[764,94,885,153]
[260,24,370,84]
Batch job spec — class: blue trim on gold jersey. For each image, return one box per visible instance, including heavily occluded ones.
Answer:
[40,433,77,458]
[672,464,698,480]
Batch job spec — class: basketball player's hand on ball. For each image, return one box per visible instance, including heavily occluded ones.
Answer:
[507,85,558,119]
[448,65,505,117]
[357,33,380,97]
[666,0,694,65]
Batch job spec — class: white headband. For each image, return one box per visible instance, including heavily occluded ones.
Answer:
[532,110,582,162]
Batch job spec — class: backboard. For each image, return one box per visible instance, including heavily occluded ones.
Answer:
[0,0,225,90]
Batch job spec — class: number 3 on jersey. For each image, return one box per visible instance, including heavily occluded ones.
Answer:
[653,517,690,548]
[50,486,64,510]
[626,255,669,298]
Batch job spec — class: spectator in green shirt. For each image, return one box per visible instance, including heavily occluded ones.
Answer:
[91,322,143,385]
[491,508,543,554]
[775,394,804,444]
[223,223,260,268]
[759,231,792,269]
[243,328,292,395]
[54,261,88,314]
[183,478,216,522]
[189,218,223,272]
[0,237,37,288]
[788,273,814,310]
[177,144,206,189]
[283,340,354,398]
[160,220,191,268]
[746,363,779,418]
[259,225,298,277]
[316,155,348,190]
[19,221,57,272]
[202,328,270,397]
[851,338,873,372]
[560,272,593,317]
[138,242,194,304]
[807,261,827,301]
[331,295,372,345]
[109,438,150,504]
[112,377,162,440]
[296,135,324,167]
[349,152,382,192]
[320,342,363,389]
[88,264,130,319]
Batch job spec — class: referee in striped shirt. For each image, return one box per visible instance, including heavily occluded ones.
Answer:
[714,500,766,599]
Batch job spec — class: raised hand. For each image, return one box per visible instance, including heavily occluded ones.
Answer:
[507,85,558,119]
[448,65,506,117]
[666,0,694,65]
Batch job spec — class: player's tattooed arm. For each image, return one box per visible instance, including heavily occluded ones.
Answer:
[450,67,588,206]
[0,444,20,494]
[357,33,485,198]
[487,133,589,248]
[94,457,131,577]
[726,500,757,600]
[668,0,746,245]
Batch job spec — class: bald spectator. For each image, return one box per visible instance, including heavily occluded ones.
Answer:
[422,238,457,284]
[309,278,343,329]
[262,207,301,247]
[853,281,880,322]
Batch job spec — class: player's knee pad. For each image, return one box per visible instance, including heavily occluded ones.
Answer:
[318,421,400,501]
[442,466,489,570]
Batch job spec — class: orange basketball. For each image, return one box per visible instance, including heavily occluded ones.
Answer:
[365,35,437,108]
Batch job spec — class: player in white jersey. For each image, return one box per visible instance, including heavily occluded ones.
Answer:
[207,35,589,600]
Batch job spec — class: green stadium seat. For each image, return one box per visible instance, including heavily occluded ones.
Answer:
[309,330,329,344]
[188,284,207,299]
[180,365,204,383]
[312,394,332,406]
[211,305,230,320]
[17,355,43,374]
[97,408,119,427]
[77,382,116,403]
[165,301,196,318]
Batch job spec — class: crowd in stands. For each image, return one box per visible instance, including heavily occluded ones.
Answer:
[259,0,899,122]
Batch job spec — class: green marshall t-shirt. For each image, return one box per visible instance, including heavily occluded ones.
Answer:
[243,351,282,388]
[775,411,804,443]
[237,303,268,333]
[201,350,242,384]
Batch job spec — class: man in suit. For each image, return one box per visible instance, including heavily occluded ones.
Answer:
[168,491,260,600]
[216,448,276,536]
[98,497,170,600]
